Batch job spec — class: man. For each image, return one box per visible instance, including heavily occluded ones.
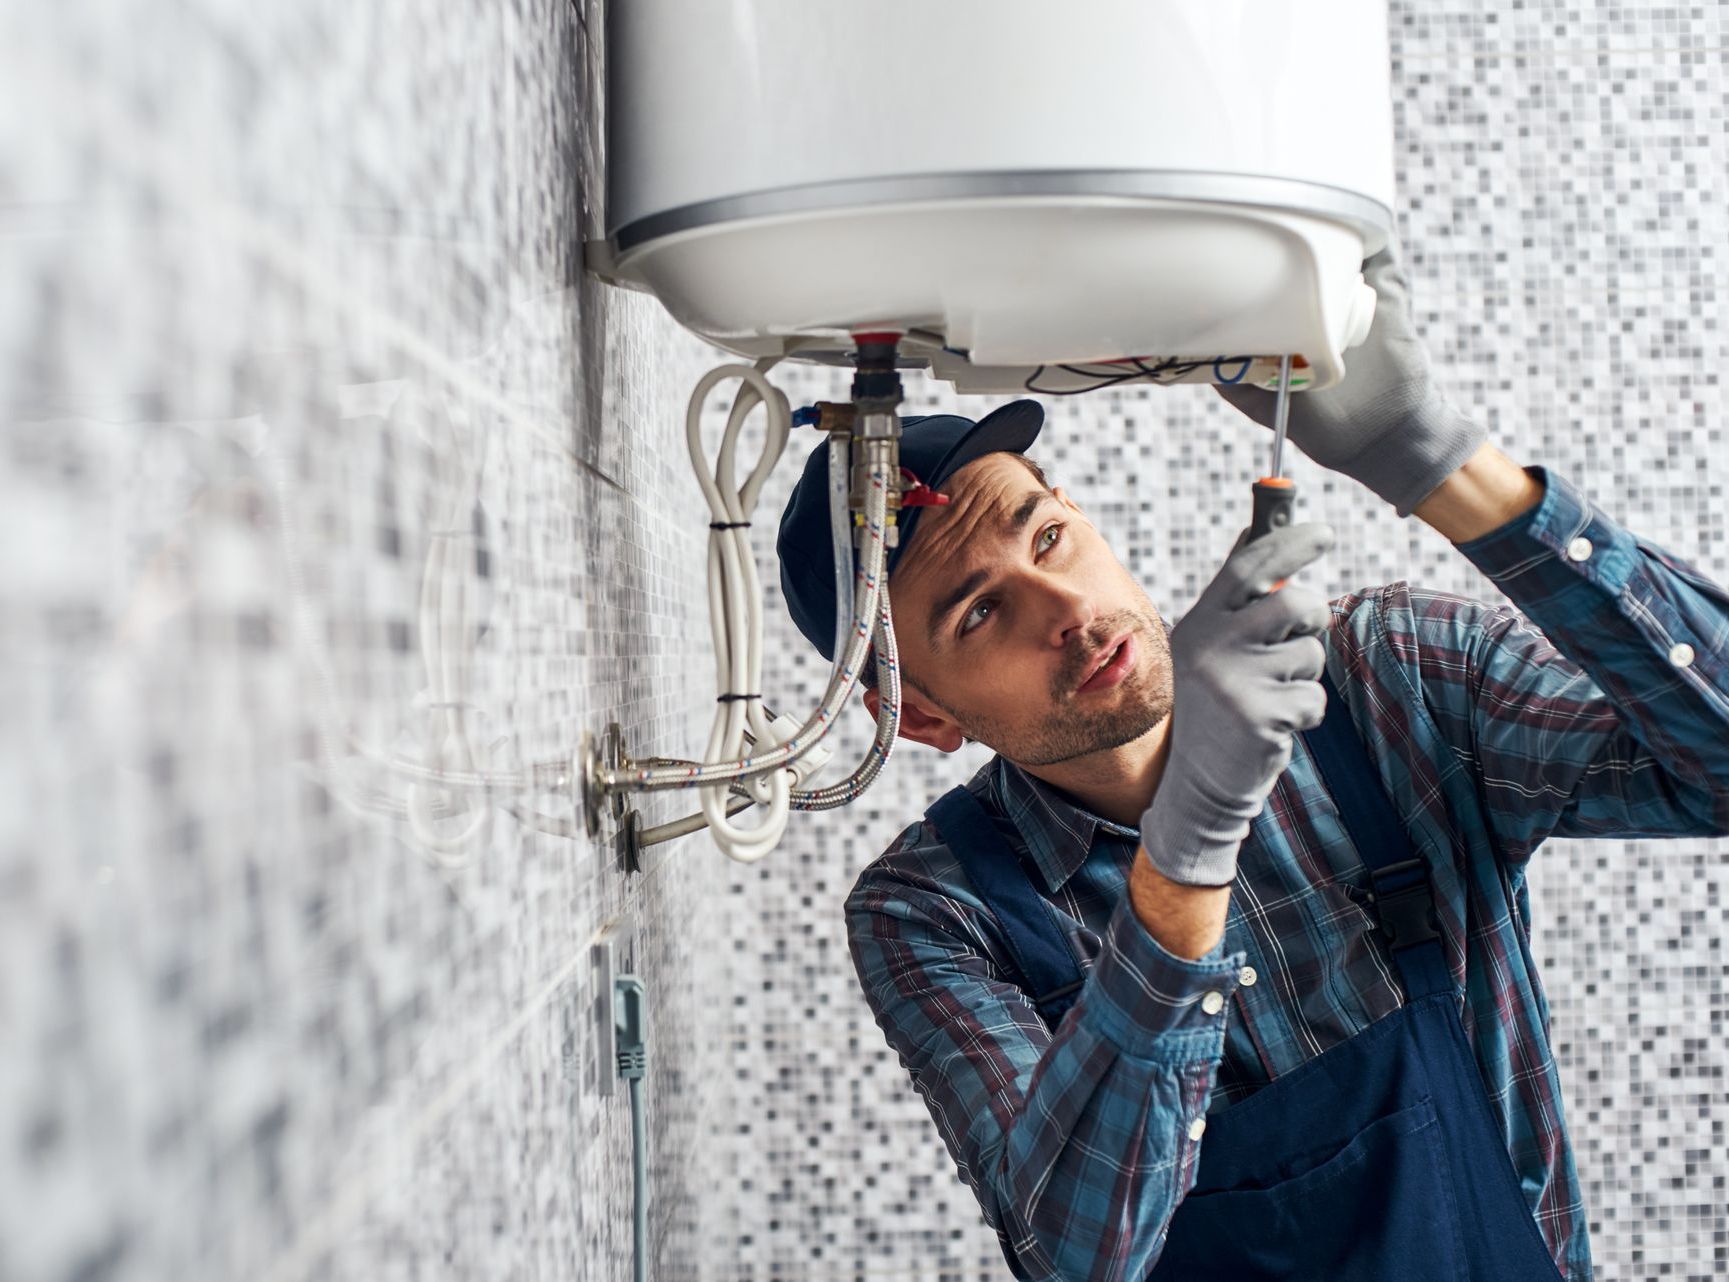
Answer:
[773,250,1729,1281]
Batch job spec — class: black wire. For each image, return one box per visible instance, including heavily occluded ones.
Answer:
[1134,356,1214,381]
[1023,363,1161,396]
[1023,351,1261,396]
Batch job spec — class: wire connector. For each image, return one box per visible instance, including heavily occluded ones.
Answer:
[615,974,647,1081]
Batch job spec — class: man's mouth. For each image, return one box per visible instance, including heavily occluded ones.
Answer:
[1075,633,1135,695]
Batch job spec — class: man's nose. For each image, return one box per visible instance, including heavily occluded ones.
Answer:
[1028,576,1095,648]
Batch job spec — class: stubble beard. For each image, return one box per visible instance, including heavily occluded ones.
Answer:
[930,609,1175,767]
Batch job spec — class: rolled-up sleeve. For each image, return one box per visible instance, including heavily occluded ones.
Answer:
[1422,466,1729,860]
[847,852,1244,1282]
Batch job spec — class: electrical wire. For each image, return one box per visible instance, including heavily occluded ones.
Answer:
[1021,355,1247,395]
[1022,363,1163,396]
[627,1073,648,1282]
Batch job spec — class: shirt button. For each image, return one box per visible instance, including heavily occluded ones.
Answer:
[1239,966,1258,987]
[1669,642,1696,668]
[1200,990,1226,1016]
[1188,1116,1208,1141]
[1565,535,1594,562]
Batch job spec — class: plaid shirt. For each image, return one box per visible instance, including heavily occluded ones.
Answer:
[846,467,1729,1282]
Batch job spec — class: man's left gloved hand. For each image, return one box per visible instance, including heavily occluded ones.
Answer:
[1215,242,1486,517]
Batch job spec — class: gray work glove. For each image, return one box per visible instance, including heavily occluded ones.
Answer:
[1216,243,1485,517]
[1140,523,1335,888]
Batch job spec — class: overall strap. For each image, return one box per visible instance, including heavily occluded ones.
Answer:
[1300,670,1450,998]
[926,785,1086,1029]
[926,668,1448,1024]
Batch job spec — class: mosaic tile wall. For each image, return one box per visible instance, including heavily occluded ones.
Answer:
[709,4,1729,1280]
[1,0,735,1280]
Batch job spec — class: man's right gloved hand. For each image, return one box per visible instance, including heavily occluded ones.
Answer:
[1215,244,1486,517]
[1139,523,1336,888]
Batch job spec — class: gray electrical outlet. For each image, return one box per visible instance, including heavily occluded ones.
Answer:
[590,915,637,1098]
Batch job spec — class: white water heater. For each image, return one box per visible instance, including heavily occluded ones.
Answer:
[597,1,1395,392]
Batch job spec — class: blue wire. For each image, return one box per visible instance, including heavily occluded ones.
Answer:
[1214,356,1253,385]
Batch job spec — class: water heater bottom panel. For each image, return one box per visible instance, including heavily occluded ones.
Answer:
[612,193,1379,390]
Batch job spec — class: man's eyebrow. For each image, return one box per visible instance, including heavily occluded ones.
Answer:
[1004,489,1048,536]
[923,491,1055,647]
[926,569,991,649]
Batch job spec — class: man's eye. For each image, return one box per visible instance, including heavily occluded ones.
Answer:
[960,600,993,636]
[1038,524,1063,553]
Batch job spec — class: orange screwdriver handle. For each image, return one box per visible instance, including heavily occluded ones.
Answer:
[1249,476,1297,590]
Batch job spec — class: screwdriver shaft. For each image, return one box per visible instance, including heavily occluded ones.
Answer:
[1249,355,1300,568]
[1270,353,1294,478]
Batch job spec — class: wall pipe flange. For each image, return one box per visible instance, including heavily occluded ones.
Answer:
[602,725,628,828]
[578,731,603,838]
[579,724,629,837]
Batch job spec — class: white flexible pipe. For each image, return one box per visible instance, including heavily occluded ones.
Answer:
[601,371,891,798]
[689,361,795,860]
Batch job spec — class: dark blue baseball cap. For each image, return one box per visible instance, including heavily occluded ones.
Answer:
[776,400,1044,660]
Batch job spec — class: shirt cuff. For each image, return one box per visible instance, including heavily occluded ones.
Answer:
[1080,895,1247,1061]
[1455,465,1640,596]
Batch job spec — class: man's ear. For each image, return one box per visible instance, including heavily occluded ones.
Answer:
[862,684,967,753]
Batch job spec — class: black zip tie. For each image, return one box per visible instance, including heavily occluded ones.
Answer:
[709,521,751,530]
[716,693,761,703]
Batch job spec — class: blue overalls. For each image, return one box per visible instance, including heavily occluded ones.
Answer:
[925,672,1566,1281]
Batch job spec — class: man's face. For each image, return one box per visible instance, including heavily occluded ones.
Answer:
[885,453,1174,766]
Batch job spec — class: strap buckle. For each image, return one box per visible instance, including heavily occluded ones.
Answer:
[1029,980,1086,1030]
[1367,857,1441,952]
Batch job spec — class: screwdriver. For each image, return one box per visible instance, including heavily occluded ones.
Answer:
[1249,354,1296,538]
[1248,354,1297,583]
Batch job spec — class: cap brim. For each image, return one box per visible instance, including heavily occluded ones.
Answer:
[924,399,1045,488]
[895,399,1046,566]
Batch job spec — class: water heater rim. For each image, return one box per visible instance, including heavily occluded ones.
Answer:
[609,169,1394,257]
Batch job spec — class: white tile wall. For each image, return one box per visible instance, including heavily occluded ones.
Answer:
[1,1,729,1280]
